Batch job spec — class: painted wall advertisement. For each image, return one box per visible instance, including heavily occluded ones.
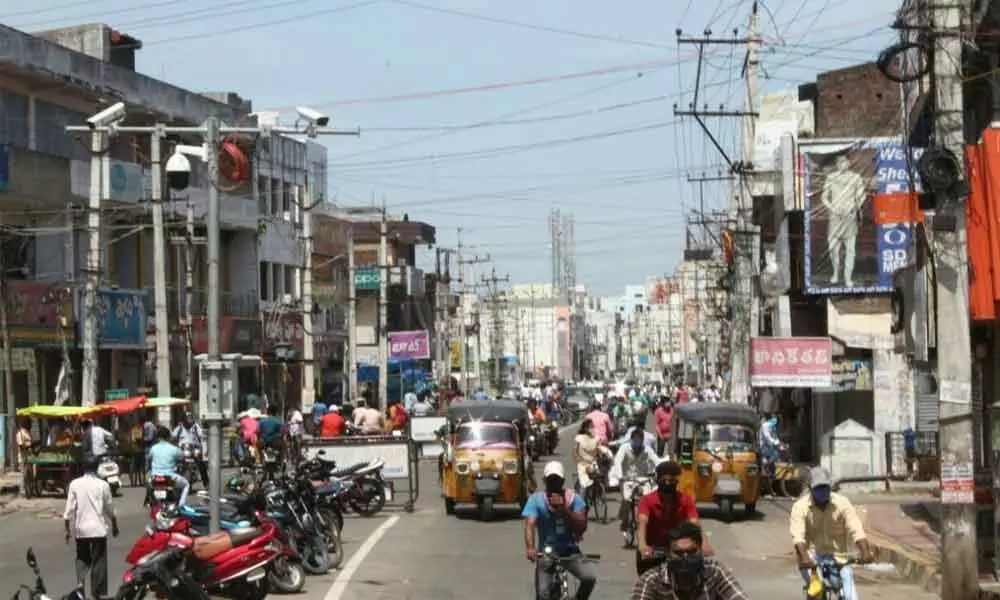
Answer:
[749,337,833,388]
[95,289,148,348]
[801,139,923,294]
[815,358,874,393]
[388,330,430,361]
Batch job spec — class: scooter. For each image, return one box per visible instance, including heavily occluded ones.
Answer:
[126,508,295,598]
[97,455,121,496]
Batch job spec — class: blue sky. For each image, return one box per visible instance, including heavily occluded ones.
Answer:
[11,0,902,295]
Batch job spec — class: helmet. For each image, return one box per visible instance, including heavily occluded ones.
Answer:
[225,476,247,493]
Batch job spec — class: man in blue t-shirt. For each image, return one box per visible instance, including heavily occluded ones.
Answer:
[258,404,285,452]
[522,461,598,600]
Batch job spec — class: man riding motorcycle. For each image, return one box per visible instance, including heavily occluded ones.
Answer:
[172,413,209,486]
[610,427,661,544]
[146,426,189,507]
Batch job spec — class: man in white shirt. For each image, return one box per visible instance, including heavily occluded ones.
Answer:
[64,456,118,599]
[353,400,384,434]
[412,393,434,417]
[287,408,304,460]
[821,154,868,287]
[82,419,114,459]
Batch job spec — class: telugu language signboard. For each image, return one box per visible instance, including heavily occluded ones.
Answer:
[749,337,833,388]
[388,330,431,361]
[800,139,923,295]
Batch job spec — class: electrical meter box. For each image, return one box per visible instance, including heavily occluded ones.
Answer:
[198,360,237,421]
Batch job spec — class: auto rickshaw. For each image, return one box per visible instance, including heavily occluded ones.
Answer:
[670,402,761,522]
[440,399,533,520]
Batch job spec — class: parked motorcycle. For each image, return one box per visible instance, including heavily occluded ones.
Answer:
[126,508,287,598]
[12,548,85,600]
[301,454,387,518]
[117,546,208,600]
[180,443,203,484]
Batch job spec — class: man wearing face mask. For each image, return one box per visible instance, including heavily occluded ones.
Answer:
[636,461,714,576]
[630,522,749,600]
[522,461,597,600]
[610,427,661,545]
[789,467,872,600]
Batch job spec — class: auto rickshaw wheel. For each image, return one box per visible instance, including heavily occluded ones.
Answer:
[718,498,734,523]
[444,498,456,515]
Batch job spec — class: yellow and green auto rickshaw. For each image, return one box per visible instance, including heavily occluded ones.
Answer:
[440,399,533,520]
[671,402,762,522]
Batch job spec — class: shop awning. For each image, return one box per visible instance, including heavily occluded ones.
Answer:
[146,396,190,408]
[101,395,148,415]
[17,404,109,418]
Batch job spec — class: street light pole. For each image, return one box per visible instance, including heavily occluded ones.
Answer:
[81,129,105,407]
[149,126,172,424]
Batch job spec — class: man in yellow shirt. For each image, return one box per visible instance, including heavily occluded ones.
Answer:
[789,467,873,600]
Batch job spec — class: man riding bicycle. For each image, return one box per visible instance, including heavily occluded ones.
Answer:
[631,522,749,600]
[523,461,597,600]
[611,427,660,545]
[790,467,873,600]
[146,426,190,507]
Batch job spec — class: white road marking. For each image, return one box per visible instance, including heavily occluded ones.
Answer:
[323,515,401,600]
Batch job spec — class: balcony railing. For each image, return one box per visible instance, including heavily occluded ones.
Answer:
[146,286,261,319]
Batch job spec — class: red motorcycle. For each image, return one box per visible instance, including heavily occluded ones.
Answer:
[125,508,306,597]
[147,475,178,516]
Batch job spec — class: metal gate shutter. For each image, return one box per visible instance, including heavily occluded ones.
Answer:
[914,369,938,432]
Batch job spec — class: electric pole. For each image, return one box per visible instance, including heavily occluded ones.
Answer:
[929,0,976,596]
[169,193,205,407]
[434,246,455,382]
[481,268,510,392]
[456,231,489,397]
[377,203,388,412]
[347,227,358,403]
[675,4,760,403]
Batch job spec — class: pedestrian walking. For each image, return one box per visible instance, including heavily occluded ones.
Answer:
[63,455,119,599]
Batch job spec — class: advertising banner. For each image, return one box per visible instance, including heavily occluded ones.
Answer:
[801,139,923,294]
[95,289,148,348]
[749,337,833,388]
[388,330,431,360]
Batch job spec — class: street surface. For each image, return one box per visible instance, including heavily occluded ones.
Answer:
[0,425,941,600]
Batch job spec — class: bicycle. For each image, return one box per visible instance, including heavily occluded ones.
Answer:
[621,475,655,548]
[535,546,601,600]
[583,460,609,524]
[804,556,858,600]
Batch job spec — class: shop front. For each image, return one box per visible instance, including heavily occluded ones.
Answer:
[7,281,74,410]
[92,288,148,394]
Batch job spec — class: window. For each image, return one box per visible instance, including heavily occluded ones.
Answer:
[282,182,293,215]
[259,261,271,301]
[283,266,296,299]
[270,178,282,215]
[34,101,87,159]
[0,91,29,148]
[257,175,269,215]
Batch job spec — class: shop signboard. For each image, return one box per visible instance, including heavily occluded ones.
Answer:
[815,358,874,393]
[95,289,148,348]
[388,330,430,361]
[192,317,263,354]
[749,337,833,388]
[800,139,923,295]
[354,267,380,291]
[8,281,73,347]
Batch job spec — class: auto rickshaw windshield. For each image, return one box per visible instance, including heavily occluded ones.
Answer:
[456,423,518,449]
[698,424,755,452]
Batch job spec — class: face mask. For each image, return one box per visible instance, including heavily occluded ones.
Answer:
[811,486,831,507]
[544,477,564,495]
[667,552,705,589]
[658,482,677,497]
[631,442,643,453]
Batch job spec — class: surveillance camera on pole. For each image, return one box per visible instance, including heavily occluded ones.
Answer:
[166,143,208,191]
[296,106,330,137]
[87,102,126,130]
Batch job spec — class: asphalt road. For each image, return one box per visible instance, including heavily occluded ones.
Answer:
[0,422,941,600]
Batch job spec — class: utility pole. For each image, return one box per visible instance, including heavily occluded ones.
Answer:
[81,129,105,407]
[434,247,455,382]
[68,112,358,533]
[347,228,358,403]
[675,4,760,403]
[0,225,13,470]
[300,168,317,415]
[929,0,976,596]
[377,203,388,412]
[457,240,489,397]
[149,128,172,422]
[481,268,510,392]
[185,198,198,398]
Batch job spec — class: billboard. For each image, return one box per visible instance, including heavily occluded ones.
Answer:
[388,330,431,360]
[749,337,833,388]
[801,139,923,294]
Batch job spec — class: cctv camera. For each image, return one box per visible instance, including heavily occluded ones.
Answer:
[296,106,329,127]
[87,102,126,129]
[165,151,192,191]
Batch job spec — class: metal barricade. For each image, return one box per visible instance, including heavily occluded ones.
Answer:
[302,430,418,512]
[410,415,447,460]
